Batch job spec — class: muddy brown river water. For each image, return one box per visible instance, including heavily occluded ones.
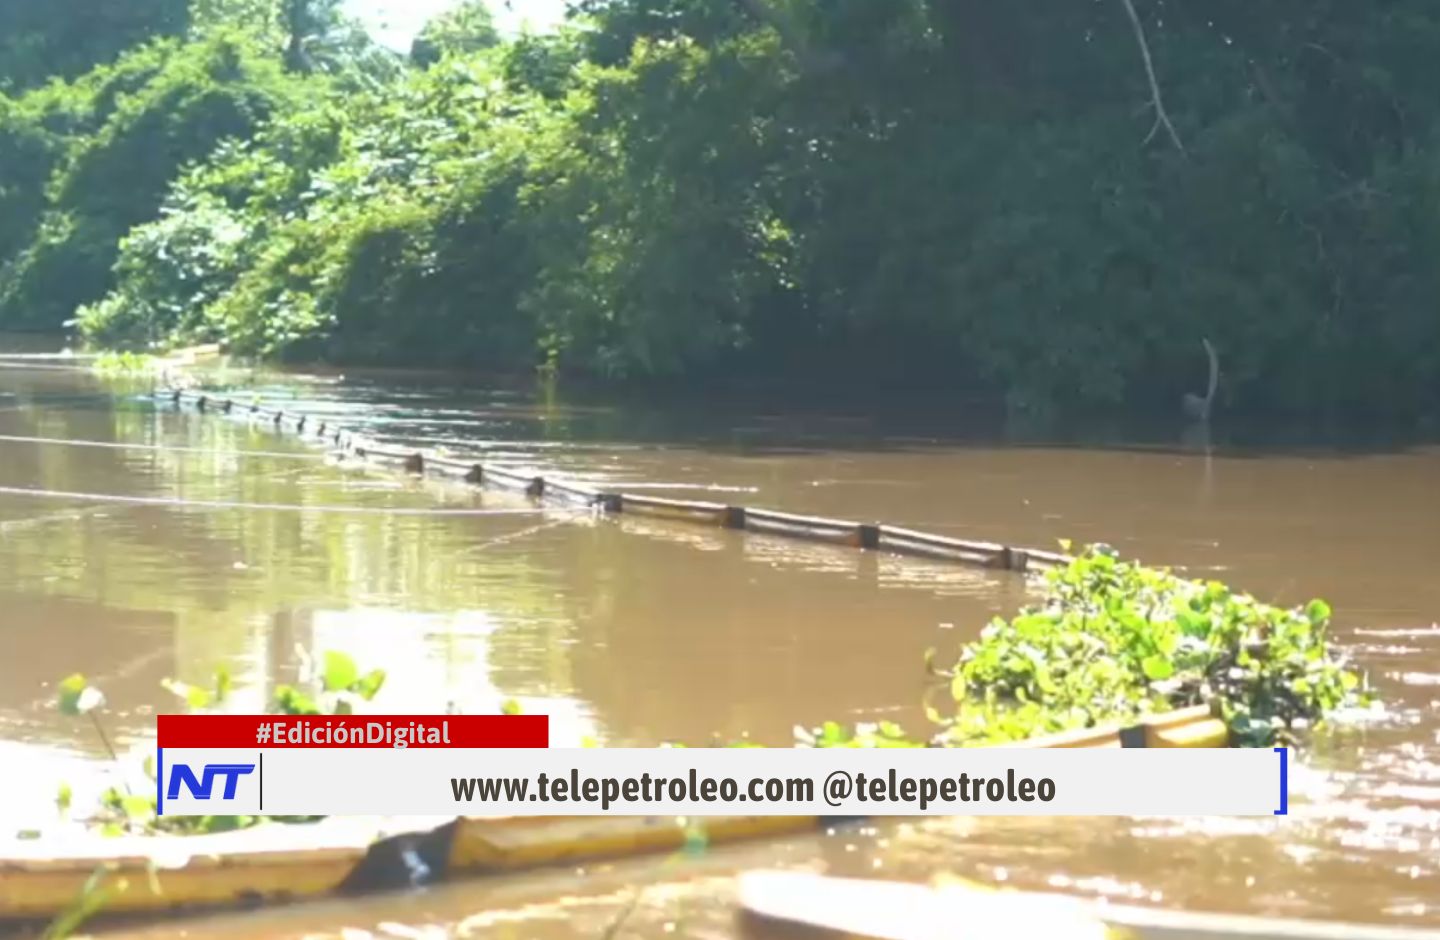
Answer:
[0,352,1437,939]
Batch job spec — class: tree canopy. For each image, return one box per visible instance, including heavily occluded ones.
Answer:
[410,1,503,68]
[0,0,190,92]
[2,0,1438,422]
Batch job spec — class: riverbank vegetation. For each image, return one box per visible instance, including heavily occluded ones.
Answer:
[4,2,1440,420]
[792,546,1369,749]
[936,546,1368,747]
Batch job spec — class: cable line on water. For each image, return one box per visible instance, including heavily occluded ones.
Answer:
[0,432,327,461]
[0,484,567,517]
[457,515,587,556]
[0,362,100,373]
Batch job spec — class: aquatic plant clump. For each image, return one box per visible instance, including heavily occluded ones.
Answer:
[936,547,1371,747]
[52,650,386,837]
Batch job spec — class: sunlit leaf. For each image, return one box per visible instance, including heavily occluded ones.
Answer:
[355,669,387,701]
[321,651,359,693]
[120,795,156,822]
[1141,656,1175,681]
[57,673,89,716]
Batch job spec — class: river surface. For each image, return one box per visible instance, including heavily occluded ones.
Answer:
[1,349,1438,939]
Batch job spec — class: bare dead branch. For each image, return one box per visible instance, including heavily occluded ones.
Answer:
[1118,0,1187,157]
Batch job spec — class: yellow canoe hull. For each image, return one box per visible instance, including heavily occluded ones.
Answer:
[448,813,814,873]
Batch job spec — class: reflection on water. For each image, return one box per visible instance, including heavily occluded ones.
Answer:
[0,363,996,821]
[1,355,1439,937]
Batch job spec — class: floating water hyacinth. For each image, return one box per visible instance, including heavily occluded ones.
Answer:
[933,546,1371,747]
[783,547,1371,750]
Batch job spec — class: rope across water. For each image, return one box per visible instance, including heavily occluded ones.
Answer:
[0,432,326,461]
[0,484,563,517]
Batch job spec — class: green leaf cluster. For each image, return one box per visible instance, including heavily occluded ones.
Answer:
[0,0,188,93]
[271,650,387,715]
[0,33,301,330]
[410,1,502,69]
[729,547,1370,751]
[78,48,555,366]
[935,547,1369,746]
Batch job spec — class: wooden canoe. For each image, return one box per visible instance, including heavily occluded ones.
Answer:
[736,871,1440,940]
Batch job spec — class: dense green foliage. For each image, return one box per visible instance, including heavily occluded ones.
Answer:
[781,546,1368,750]
[934,546,1368,747]
[776,548,1368,751]
[0,35,297,330]
[0,0,189,92]
[2,1,1440,418]
[410,0,502,67]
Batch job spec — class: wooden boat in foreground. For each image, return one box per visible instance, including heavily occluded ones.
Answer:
[0,705,1228,927]
[736,870,1440,940]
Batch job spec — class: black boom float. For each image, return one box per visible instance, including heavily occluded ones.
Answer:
[156,386,1072,576]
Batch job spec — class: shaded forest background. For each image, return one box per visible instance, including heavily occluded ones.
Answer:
[1,0,1438,420]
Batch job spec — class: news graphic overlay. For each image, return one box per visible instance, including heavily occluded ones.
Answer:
[157,715,1290,817]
